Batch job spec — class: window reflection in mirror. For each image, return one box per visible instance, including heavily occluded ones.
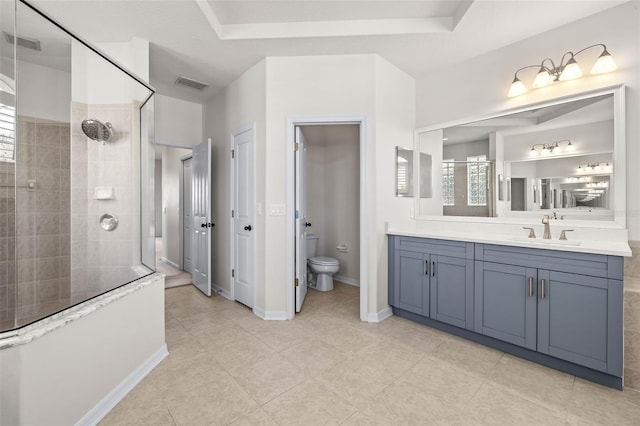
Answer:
[396,146,413,197]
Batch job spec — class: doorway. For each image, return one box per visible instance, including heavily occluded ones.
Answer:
[154,144,193,289]
[287,116,368,320]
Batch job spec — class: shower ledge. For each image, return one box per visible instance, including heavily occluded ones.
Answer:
[0,272,165,350]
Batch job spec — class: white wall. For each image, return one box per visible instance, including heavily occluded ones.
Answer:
[203,54,414,319]
[16,60,70,122]
[155,94,203,147]
[416,2,639,238]
[203,60,267,300]
[161,146,191,266]
[265,55,377,318]
[154,159,162,237]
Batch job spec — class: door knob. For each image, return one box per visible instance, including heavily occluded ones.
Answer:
[244,225,252,231]
[305,222,312,227]
[201,223,207,228]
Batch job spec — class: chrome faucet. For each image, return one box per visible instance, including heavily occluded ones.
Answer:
[542,215,551,239]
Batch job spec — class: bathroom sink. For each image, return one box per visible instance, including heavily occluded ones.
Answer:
[509,237,583,247]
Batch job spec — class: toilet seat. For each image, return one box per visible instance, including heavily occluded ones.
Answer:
[308,256,339,266]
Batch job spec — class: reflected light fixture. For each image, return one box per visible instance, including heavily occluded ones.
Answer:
[577,161,612,174]
[528,140,574,157]
[508,44,617,97]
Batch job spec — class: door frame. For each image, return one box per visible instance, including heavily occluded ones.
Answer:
[286,116,368,321]
[229,123,257,304]
[178,153,193,271]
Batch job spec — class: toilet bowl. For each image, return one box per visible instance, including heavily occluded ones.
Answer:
[308,256,339,291]
[306,233,340,292]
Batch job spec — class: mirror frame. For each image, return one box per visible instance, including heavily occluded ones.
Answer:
[413,84,626,228]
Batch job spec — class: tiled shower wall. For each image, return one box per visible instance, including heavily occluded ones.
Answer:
[70,102,141,303]
[0,161,16,329]
[13,117,71,327]
[624,240,640,390]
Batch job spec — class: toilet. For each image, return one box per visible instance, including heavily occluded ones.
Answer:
[306,233,339,291]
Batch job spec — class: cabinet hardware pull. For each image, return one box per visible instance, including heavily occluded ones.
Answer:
[528,277,534,297]
[425,260,429,276]
[432,261,435,277]
[541,279,546,299]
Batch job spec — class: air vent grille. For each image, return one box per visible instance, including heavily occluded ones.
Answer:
[175,76,209,91]
[3,32,41,51]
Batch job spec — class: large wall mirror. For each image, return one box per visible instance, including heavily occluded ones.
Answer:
[414,85,625,227]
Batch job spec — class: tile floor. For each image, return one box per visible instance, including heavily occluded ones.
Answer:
[101,282,640,425]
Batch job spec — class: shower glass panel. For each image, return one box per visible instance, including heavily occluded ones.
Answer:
[0,0,155,332]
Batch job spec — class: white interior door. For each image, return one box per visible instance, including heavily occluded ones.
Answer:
[233,126,255,308]
[182,157,194,274]
[192,139,213,296]
[295,127,308,312]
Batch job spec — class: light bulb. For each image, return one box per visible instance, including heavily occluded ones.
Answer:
[532,67,554,88]
[559,57,583,81]
[577,165,583,173]
[591,49,617,74]
[508,77,527,97]
[529,147,537,157]
[565,141,575,152]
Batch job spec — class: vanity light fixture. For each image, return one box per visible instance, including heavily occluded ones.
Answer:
[529,139,574,157]
[508,44,617,97]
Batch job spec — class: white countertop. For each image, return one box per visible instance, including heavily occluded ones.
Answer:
[387,221,632,257]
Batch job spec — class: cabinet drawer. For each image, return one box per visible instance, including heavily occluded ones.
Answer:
[395,236,473,259]
[475,243,623,280]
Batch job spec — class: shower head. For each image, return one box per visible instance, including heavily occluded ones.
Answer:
[81,119,113,142]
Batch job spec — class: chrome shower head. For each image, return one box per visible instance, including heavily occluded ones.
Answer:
[81,118,113,142]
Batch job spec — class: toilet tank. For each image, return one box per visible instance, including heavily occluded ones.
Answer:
[306,233,319,258]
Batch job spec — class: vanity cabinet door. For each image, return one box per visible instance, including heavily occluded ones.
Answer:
[394,250,430,316]
[537,270,622,375]
[430,255,473,329]
[474,262,537,350]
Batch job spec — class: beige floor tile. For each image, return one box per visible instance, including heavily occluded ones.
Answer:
[165,375,258,425]
[253,321,316,352]
[230,353,306,405]
[263,379,358,426]
[282,339,348,378]
[316,323,380,355]
[453,382,567,425]
[430,335,503,377]
[101,283,640,424]
[567,378,640,425]
[488,353,575,412]
[228,407,279,426]
[99,401,175,426]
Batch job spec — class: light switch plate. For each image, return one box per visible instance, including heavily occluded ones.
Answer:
[270,204,286,216]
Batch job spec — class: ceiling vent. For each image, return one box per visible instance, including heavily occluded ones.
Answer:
[3,32,41,51]
[175,76,209,91]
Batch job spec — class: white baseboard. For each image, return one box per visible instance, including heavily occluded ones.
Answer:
[367,306,393,323]
[77,344,169,426]
[334,275,359,287]
[253,306,287,321]
[159,257,180,269]
[212,284,232,300]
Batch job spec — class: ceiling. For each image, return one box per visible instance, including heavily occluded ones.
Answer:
[26,0,626,104]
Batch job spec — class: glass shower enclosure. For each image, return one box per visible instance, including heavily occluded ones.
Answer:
[0,0,155,332]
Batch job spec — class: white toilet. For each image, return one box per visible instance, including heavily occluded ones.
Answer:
[306,233,339,292]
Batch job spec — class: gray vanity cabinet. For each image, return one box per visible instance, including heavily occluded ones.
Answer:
[389,236,474,330]
[475,244,623,377]
[474,262,538,350]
